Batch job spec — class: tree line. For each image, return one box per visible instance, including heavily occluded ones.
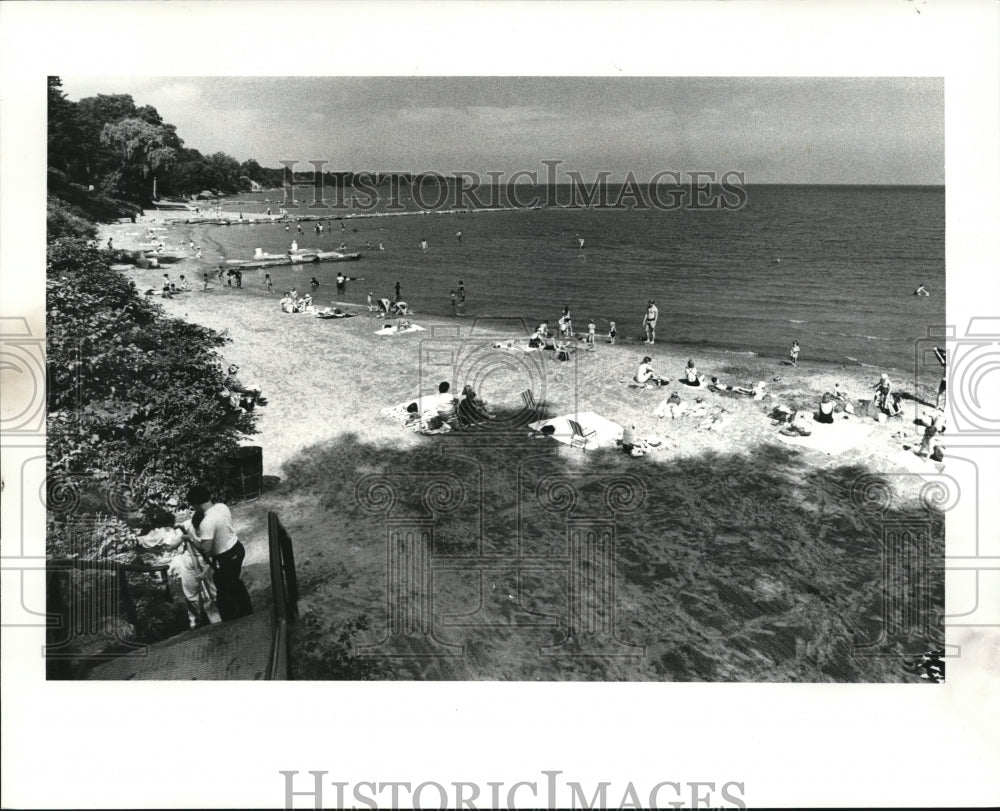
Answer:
[47,77,259,543]
[48,76,283,210]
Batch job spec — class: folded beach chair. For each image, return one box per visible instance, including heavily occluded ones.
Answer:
[521,389,544,416]
[567,419,597,452]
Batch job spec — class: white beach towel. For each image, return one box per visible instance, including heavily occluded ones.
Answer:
[381,395,441,429]
[528,411,624,450]
[774,420,875,455]
[375,323,426,336]
[492,340,540,353]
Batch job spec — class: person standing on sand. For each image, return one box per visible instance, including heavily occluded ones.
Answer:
[586,319,596,350]
[217,265,225,281]
[185,485,253,622]
[235,270,243,289]
[608,321,617,345]
[395,281,401,301]
[643,300,658,344]
[202,272,209,291]
[559,306,573,337]
[789,340,800,366]
[450,290,457,311]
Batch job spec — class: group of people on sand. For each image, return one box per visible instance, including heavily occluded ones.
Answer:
[279,289,314,314]
[404,381,497,434]
[368,290,410,317]
[150,272,190,298]
[524,310,610,355]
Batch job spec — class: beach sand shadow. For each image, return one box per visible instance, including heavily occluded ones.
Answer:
[269,429,944,682]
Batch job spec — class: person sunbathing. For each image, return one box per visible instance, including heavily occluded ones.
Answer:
[655,391,687,419]
[555,341,573,361]
[457,384,497,425]
[223,364,267,409]
[435,381,458,424]
[915,410,946,459]
[780,410,814,436]
[708,377,764,398]
[635,356,666,387]
[620,424,650,456]
[816,392,836,424]
[528,327,544,348]
[681,359,707,386]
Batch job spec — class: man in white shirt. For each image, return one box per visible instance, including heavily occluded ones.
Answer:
[186,485,253,622]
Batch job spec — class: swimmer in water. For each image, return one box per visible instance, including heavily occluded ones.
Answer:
[578,237,585,249]
[914,284,930,296]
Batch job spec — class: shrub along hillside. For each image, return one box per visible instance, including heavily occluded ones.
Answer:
[46,238,257,539]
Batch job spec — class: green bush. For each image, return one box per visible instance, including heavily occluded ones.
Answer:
[47,195,97,240]
[47,238,257,528]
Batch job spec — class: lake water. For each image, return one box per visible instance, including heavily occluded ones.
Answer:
[193,184,944,374]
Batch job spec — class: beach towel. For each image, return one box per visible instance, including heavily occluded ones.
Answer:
[381,395,441,430]
[493,340,539,353]
[528,411,624,450]
[774,419,875,455]
[375,323,426,336]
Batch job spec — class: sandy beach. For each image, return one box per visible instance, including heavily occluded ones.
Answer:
[96,212,947,680]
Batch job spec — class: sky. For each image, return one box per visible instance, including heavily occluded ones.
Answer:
[61,76,943,185]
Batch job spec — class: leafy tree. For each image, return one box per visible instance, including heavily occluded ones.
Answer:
[48,77,82,176]
[100,118,178,202]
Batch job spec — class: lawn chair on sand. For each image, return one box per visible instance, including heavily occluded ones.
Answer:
[521,389,544,416]
[568,419,597,452]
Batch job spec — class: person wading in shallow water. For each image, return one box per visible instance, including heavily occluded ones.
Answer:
[185,485,253,622]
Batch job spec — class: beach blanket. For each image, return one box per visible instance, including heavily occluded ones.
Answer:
[381,395,442,430]
[774,419,874,455]
[493,340,539,353]
[375,323,426,336]
[528,411,624,450]
[888,450,946,474]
